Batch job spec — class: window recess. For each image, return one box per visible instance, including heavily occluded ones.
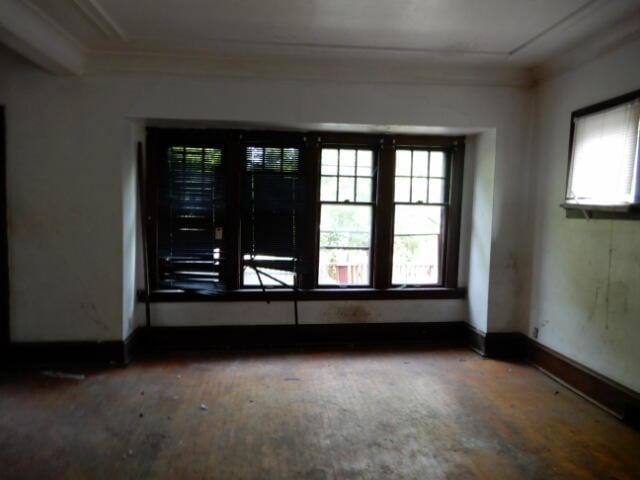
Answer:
[563,89,640,219]
[145,129,465,300]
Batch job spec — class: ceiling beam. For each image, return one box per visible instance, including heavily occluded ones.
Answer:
[0,0,85,74]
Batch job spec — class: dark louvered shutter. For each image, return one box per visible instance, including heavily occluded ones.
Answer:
[241,146,305,287]
[157,145,226,294]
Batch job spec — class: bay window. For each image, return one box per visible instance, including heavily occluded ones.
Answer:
[145,129,465,300]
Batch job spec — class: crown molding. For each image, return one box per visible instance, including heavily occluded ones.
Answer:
[84,49,533,88]
[0,0,85,74]
[531,8,640,83]
[70,0,128,41]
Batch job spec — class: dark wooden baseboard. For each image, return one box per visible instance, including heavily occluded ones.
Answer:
[3,329,140,368]
[464,326,527,358]
[465,325,640,427]
[1,322,467,367]
[4,341,126,368]
[525,337,640,426]
[140,322,468,351]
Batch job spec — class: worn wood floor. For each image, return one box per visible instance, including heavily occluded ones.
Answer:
[1,347,639,479]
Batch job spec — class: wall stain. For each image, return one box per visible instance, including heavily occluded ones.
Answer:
[603,221,616,330]
[331,304,372,323]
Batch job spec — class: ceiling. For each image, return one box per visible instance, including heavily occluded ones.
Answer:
[3,0,640,83]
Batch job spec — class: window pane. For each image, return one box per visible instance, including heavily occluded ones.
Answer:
[396,150,412,176]
[339,149,356,176]
[283,148,299,172]
[429,152,446,177]
[321,149,338,175]
[320,176,337,201]
[412,151,429,176]
[356,178,373,202]
[411,177,428,203]
[243,266,294,287]
[392,205,443,285]
[247,146,264,170]
[429,179,445,203]
[395,177,411,202]
[265,147,282,171]
[357,150,373,176]
[318,205,372,286]
[318,249,370,286]
[338,177,355,202]
[392,235,440,285]
[394,205,442,235]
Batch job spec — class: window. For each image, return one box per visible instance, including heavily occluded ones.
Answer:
[565,89,640,211]
[318,148,375,286]
[392,149,448,285]
[156,144,225,294]
[242,145,304,288]
[145,129,465,300]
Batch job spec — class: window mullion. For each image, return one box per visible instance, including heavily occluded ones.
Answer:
[224,134,243,290]
[443,142,465,288]
[302,138,321,289]
[374,139,395,289]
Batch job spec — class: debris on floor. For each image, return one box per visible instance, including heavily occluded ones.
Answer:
[41,371,85,381]
[200,403,208,411]
[176,374,182,379]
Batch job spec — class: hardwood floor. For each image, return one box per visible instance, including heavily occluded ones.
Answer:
[1,347,639,479]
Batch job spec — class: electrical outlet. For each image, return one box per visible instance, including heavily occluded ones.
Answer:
[533,327,539,339]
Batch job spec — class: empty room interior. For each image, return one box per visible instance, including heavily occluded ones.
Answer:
[2,0,640,478]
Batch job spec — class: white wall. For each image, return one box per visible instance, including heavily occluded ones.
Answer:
[465,131,497,332]
[151,299,467,327]
[0,51,529,342]
[122,119,145,338]
[525,37,640,392]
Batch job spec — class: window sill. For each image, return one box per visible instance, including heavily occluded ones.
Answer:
[561,202,640,220]
[142,287,466,303]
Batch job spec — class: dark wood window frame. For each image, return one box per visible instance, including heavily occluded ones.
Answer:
[144,129,465,302]
[316,143,378,288]
[563,88,640,220]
